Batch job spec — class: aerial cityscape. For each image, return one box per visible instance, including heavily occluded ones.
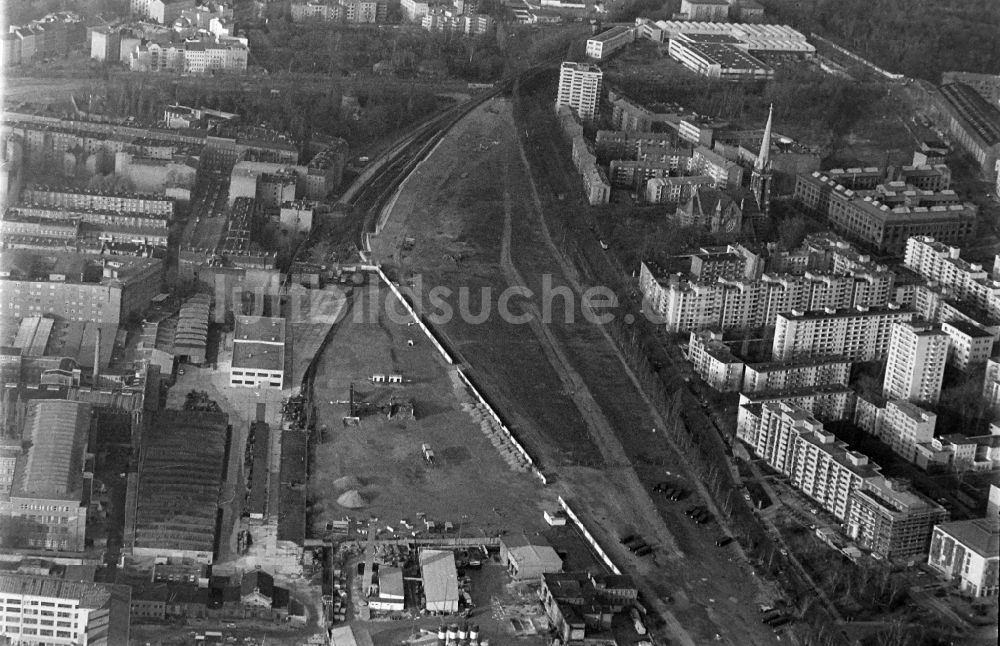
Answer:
[0,1,999,646]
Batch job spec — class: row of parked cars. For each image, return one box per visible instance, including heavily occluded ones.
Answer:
[652,482,687,500]
[619,534,654,557]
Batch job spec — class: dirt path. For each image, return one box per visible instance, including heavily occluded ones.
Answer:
[371,99,783,646]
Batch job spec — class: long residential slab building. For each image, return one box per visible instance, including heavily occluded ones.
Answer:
[740,401,948,560]
[640,259,895,333]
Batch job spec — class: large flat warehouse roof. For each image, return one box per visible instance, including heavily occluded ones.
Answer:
[133,410,229,556]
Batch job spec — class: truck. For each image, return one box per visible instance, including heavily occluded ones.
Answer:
[422,443,435,464]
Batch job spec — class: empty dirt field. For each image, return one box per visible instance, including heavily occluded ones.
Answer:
[370,98,786,646]
[309,276,556,539]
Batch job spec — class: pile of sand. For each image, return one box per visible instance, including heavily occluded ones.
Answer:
[337,489,367,509]
[334,475,363,490]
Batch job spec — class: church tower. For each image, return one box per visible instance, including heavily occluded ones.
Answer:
[750,104,774,216]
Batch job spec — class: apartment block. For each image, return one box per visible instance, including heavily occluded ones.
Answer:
[585,25,635,60]
[895,164,952,191]
[594,130,679,163]
[845,477,949,560]
[883,322,949,405]
[738,385,855,424]
[687,329,744,392]
[0,251,163,325]
[742,357,851,393]
[940,319,993,370]
[0,573,130,644]
[691,145,743,189]
[641,262,896,334]
[984,356,1000,411]
[20,186,175,217]
[855,398,937,464]
[556,107,610,205]
[904,236,1000,320]
[131,0,197,24]
[555,62,603,121]
[738,402,880,521]
[794,172,977,254]
[129,37,248,73]
[645,175,715,204]
[928,518,1000,597]
[771,305,914,362]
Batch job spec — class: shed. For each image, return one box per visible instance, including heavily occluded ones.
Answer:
[500,534,563,580]
[419,549,459,613]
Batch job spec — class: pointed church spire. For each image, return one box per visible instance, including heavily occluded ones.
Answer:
[755,103,773,172]
[750,104,774,218]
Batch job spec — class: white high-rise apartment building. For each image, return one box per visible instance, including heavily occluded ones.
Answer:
[772,305,914,362]
[556,62,603,121]
[855,398,937,463]
[738,402,881,521]
[883,321,949,405]
[904,236,1000,317]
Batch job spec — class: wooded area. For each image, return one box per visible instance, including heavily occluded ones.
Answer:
[759,0,1000,81]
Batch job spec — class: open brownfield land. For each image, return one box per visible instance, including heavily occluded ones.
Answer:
[370,99,785,646]
[308,276,554,538]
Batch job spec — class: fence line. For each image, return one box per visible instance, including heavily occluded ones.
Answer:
[373,265,454,364]
[454,367,547,486]
[558,496,620,575]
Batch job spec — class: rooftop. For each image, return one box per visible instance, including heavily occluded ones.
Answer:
[234,315,286,344]
[232,341,283,372]
[11,400,91,501]
[855,476,945,515]
[778,304,911,321]
[589,25,632,43]
[941,319,994,338]
[936,518,1000,558]
[133,410,228,556]
[0,573,115,609]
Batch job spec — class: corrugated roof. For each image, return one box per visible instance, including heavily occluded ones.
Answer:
[12,399,90,500]
[419,549,458,607]
[0,573,111,609]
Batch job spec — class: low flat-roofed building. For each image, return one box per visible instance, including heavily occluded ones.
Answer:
[667,35,773,81]
[928,517,1000,597]
[371,566,404,611]
[131,410,229,564]
[499,534,563,580]
[6,399,92,553]
[230,315,286,389]
[540,571,638,645]
[174,294,210,365]
[0,573,131,645]
[419,549,458,613]
[585,25,635,60]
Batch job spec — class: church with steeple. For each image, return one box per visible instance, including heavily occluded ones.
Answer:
[750,104,774,216]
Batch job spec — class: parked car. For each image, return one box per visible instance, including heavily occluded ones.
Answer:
[715,536,734,547]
